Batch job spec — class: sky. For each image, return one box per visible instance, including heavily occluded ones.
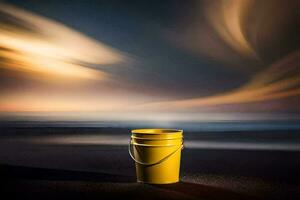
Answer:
[0,0,299,121]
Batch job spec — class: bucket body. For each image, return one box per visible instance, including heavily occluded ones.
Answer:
[130,129,183,184]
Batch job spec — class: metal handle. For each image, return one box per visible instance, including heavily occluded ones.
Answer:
[128,138,183,166]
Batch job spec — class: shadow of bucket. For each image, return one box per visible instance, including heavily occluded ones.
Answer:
[129,129,183,184]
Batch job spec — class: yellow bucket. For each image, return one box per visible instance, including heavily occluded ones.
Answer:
[129,129,183,184]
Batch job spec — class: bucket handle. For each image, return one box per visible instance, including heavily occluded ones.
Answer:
[128,138,184,166]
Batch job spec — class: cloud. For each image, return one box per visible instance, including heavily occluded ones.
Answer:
[0,3,126,80]
[137,51,300,111]
[168,0,298,65]
[205,0,256,58]
[147,0,300,113]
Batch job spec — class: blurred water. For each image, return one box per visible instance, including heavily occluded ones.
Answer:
[1,120,300,132]
[1,120,300,151]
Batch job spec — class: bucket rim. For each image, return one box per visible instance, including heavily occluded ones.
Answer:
[131,129,183,135]
[131,135,183,140]
[131,142,182,147]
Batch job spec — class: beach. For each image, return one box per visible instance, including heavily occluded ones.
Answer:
[1,125,300,199]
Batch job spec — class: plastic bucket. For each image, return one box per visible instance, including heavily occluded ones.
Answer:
[129,129,183,184]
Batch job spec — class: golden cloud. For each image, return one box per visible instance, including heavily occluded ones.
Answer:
[0,3,126,80]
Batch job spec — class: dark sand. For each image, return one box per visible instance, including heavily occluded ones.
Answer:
[0,126,300,199]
